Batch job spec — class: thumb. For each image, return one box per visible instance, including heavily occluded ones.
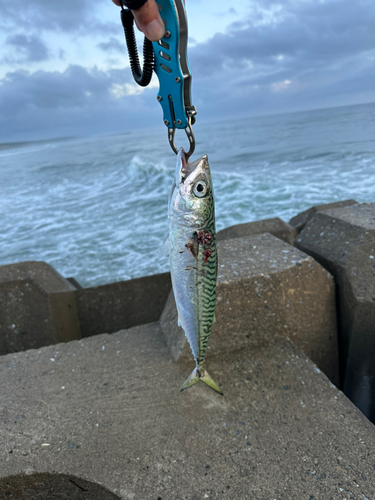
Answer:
[112,0,165,41]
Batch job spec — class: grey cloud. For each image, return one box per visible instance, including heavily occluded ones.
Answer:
[98,37,125,53]
[186,0,375,117]
[0,0,119,34]
[4,34,49,63]
[190,0,375,76]
[215,7,237,17]
[0,65,126,114]
[0,65,159,140]
[179,0,375,124]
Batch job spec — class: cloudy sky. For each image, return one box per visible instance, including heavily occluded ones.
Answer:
[0,0,374,141]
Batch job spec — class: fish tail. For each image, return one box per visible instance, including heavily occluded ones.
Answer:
[180,367,223,395]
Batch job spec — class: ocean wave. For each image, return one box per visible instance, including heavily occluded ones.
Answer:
[0,142,55,158]
[0,103,374,286]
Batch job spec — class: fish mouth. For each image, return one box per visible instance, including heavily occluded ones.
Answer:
[177,148,208,184]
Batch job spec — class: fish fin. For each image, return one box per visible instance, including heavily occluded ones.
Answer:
[180,368,200,392]
[200,369,224,395]
[159,238,170,257]
[177,316,182,327]
[213,313,216,325]
[168,181,176,206]
[180,368,223,395]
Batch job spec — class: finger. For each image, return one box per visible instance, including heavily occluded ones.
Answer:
[132,1,165,41]
[112,0,165,41]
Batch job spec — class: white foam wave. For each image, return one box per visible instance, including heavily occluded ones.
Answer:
[0,143,55,158]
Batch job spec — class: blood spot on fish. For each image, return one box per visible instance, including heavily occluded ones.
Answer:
[197,230,212,246]
[204,249,212,263]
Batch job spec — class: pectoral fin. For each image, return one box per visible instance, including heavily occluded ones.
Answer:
[159,238,170,257]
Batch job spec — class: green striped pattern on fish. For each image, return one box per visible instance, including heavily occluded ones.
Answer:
[195,215,217,366]
[167,149,222,395]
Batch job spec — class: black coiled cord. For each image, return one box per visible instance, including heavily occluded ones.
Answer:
[120,7,155,87]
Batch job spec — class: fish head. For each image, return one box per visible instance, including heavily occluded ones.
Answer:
[169,148,214,226]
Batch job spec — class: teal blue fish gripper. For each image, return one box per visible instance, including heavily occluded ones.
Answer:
[120,0,196,157]
[152,1,189,128]
[152,0,196,157]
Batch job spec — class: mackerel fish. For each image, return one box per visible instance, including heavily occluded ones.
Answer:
[165,148,222,394]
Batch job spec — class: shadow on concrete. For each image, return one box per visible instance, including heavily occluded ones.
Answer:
[0,472,121,500]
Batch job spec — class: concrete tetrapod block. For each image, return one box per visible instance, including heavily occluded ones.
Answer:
[217,217,297,244]
[74,272,171,337]
[161,233,339,384]
[289,199,358,233]
[295,202,375,422]
[0,324,375,499]
[0,261,81,355]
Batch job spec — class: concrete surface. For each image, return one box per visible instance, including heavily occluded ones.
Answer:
[0,261,81,355]
[75,272,171,337]
[0,473,120,499]
[295,202,375,423]
[0,323,374,500]
[289,199,358,233]
[66,277,83,289]
[161,233,339,385]
[217,217,297,244]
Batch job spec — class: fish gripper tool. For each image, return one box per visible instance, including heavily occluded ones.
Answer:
[120,0,197,158]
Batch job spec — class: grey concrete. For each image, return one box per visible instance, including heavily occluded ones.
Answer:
[0,323,374,499]
[0,261,81,355]
[161,233,339,385]
[295,202,375,423]
[66,277,83,289]
[75,272,171,337]
[0,473,120,499]
[217,217,297,244]
[289,199,358,232]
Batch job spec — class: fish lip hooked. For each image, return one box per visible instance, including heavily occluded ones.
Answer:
[179,149,194,184]
[177,148,208,185]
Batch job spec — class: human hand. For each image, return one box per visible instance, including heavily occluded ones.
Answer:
[112,0,165,41]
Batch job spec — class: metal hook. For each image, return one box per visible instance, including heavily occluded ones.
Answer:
[168,117,196,158]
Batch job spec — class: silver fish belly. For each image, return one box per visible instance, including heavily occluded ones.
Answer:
[167,148,222,394]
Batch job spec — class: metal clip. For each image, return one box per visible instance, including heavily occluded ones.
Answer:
[168,117,195,158]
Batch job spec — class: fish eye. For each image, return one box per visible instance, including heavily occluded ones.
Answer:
[193,180,208,198]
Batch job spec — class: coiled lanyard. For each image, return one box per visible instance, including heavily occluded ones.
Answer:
[120,0,197,158]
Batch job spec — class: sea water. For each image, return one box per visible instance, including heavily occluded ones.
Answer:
[0,102,374,287]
